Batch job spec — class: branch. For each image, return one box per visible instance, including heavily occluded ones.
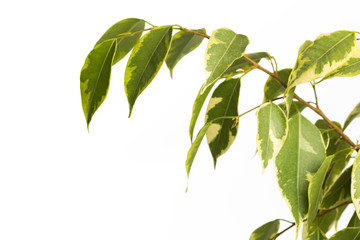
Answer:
[242,55,357,149]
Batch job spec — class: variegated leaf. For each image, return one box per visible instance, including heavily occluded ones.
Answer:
[321,166,352,209]
[249,219,280,240]
[328,227,360,239]
[221,52,269,79]
[189,82,216,142]
[205,78,240,166]
[201,28,249,92]
[343,102,360,130]
[288,31,357,89]
[278,101,307,119]
[305,229,328,240]
[263,68,292,102]
[125,25,173,117]
[165,28,206,77]
[352,151,360,220]
[307,155,333,230]
[256,102,287,169]
[80,39,117,128]
[323,40,360,81]
[186,116,237,178]
[275,113,326,236]
[96,18,145,65]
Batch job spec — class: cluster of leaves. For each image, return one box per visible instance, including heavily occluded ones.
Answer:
[80,18,360,239]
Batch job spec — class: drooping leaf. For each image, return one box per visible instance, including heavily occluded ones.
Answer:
[263,68,292,102]
[307,155,334,230]
[275,113,326,235]
[321,166,352,209]
[328,227,360,239]
[202,28,249,92]
[80,39,117,128]
[165,28,206,77]
[323,40,360,81]
[352,151,360,219]
[288,31,357,89]
[189,82,216,142]
[125,25,173,117]
[278,101,307,119]
[221,52,269,78]
[348,211,360,227]
[343,102,360,130]
[249,219,280,240]
[205,78,240,166]
[315,119,343,156]
[256,102,287,169]
[285,86,295,118]
[96,18,145,65]
[305,229,328,240]
[324,141,353,189]
[186,116,237,178]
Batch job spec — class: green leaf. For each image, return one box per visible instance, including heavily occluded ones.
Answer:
[256,102,287,169]
[328,227,360,239]
[323,41,360,81]
[313,209,338,234]
[202,28,249,92]
[315,119,343,156]
[189,82,216,142]
[263,68,292,102]
[275,113,326,235]
[307,155,334,230]
[285,86,296,118]
[352,151,360,220]
[186,116,237,178]
[343,102,360,130]
[348,211,360,227]
[205,78,240,166]
[221,52,269,79]
[124,25,173,117]
[249,219,280,240]
[165,28,206,77]
[80,39,117,128]
[321,166,352,209]
[305,229,328,240]
[288,31,357,89]
[278,101,307,118]
[96,18,145,65]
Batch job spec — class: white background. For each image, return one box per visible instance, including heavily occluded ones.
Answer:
[1,0,360,239]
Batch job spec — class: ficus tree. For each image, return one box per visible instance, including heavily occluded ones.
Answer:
[80,18,360,239]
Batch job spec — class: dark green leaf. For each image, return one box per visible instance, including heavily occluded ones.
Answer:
[305,229,328,240]
[328,227,360,239]
[125,25,173,117]
[249,219,280,240]
[348,212,360,228]
[80,39,117,128]
[352,151,360,220]
[263,68,292,102]
[205,78,240,166]
[278,101,307,118]
[165,28,206,77]
[96,18,145,65]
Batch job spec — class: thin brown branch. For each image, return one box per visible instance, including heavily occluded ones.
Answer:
[271,222,295,240]
[311,84,319,108]
[242,55,357,149]
[315,200,353,218]
[179,27,210,39]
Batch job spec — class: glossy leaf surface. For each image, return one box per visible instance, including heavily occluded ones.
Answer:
[256,102,287,169]
[205,78,240,166]
[125,25,173,117]
[202,28,249,92]
[80,39,117,127]
[96,18,145,65]
[275,113,326,233]
[249,219,280,240]
[165,28,206,77]
[288,31,357,89]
